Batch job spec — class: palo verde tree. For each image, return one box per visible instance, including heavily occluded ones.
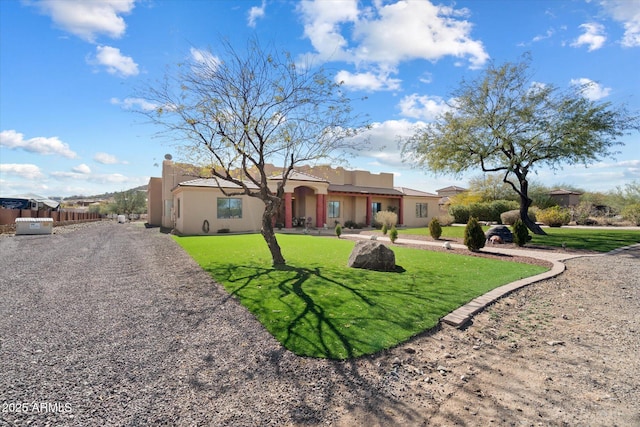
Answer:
[141,37,366,265]
[403,55,639,234]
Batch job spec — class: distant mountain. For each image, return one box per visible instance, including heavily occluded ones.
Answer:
[58,185,148,202]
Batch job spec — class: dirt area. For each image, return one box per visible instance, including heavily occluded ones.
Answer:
[1,222,638,426]
[337,242,640,426]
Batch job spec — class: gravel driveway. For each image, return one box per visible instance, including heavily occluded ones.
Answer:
[1,221,638,426]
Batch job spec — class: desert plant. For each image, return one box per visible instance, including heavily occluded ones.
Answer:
[448,204,470,224]
[621,203,640,225]
[389,226,398,243]
[374,210,398,229]
[428,217,442,240]
[512,219,530,247]
[438,214,454,226]
[537,206,571,227]
[500,209,537,225]
[335,223,342,238]
[464,217,486,252]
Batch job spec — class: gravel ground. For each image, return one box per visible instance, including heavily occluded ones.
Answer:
[1,221,638,426]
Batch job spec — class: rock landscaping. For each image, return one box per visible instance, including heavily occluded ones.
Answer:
[1,221,637,426]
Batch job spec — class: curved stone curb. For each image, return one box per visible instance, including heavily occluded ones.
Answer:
[441,260,567,328]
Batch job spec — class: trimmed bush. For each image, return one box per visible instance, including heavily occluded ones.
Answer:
[537,206,571,227]
[512,219,530,247]
[389,226,398,243]
[448,204,470,224]
[344,220,357,229]
[438,214,454,226]
[381,223,388,235]
[335,223,342,238]
[500,209,537,225]
[464,217,486,252]
[621,203,640,226]
[374,210,398,229]
[428,217,442,240]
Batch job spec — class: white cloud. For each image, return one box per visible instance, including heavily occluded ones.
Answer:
[190,47,221,69]
[297,0,489,78]
[0,130,77,158]
[248,0,266,28]
[570,78,611,100]
[0,163,45,180]
[344,119,424,168]
[335,70,401,91]
[111,97,157,111]
[94,152,122,164]
[398,94,452,120]
[72,163,92,174]
[30,0,135,43]
[91,45,139,77]
[571,22,606,51]
[600,0,640,47]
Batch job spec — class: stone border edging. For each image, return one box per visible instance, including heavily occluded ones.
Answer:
[441,259,567,327]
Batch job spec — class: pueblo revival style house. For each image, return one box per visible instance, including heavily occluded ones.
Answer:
[148,156,440,235]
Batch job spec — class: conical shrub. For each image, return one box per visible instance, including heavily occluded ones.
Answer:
[464,217,485,252]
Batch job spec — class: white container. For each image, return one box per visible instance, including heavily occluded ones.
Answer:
[15,217,54,235]
[117,215,127,223]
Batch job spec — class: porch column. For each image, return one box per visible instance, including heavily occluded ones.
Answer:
[315,194,325,228]
[284,192,293,228]
[398,196,404,225]
[366,195,372,226]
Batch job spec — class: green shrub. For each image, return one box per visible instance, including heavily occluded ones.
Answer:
[344,220,357,229]
[335,223,342,238]
[464,217,486,252]
[537,206,571,227]
[621,203,640,225]
[438,214,454,226]
[381,223,388,235]
[512,219,530,247]
[389,226,398,243]
[500,209,537,225]
[428,217,442,240]
[448,204,470,224]
[374,210,398,229]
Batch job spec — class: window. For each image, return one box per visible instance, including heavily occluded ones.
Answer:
[371,202,382,214]
[217,198,242,219]
[416,203,428,218]
[328,201,340,218]
[177,198,181,219]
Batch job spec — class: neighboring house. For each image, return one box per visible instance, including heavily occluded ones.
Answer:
[549,189,582,207]
[148,156,441,234]
[435,185,468,212]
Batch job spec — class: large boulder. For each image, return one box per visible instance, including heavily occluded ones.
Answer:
[485,225,513,243]
[348,240,396,272]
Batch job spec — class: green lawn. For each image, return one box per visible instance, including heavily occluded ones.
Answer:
[174,233,547,359]
[399,226,639,252]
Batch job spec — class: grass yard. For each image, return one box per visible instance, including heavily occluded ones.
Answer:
[399,226,639,252]
[174,234,547,359]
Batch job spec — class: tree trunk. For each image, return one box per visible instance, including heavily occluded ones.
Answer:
[261,203,286,266]
[518,180,546,235]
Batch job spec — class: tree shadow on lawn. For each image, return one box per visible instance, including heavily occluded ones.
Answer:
[205,262,440,360]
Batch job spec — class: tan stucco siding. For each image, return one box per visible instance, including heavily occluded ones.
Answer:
[402,196,440,228]
[174,187,264,235]
[147,177,163,226]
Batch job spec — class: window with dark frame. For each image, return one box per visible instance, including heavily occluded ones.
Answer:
[416,203,428,218]
[328,201,340,218]
[217,198,243,219]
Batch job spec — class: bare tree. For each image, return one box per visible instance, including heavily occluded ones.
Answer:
[141,37,367,265]
[403,55,639,234]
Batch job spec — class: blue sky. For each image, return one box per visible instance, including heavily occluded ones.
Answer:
[1,0,638,198]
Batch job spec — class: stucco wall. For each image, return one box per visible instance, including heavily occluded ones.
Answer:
[147,177,162,226]
[402,196,440,228]
[174,187,264,235]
